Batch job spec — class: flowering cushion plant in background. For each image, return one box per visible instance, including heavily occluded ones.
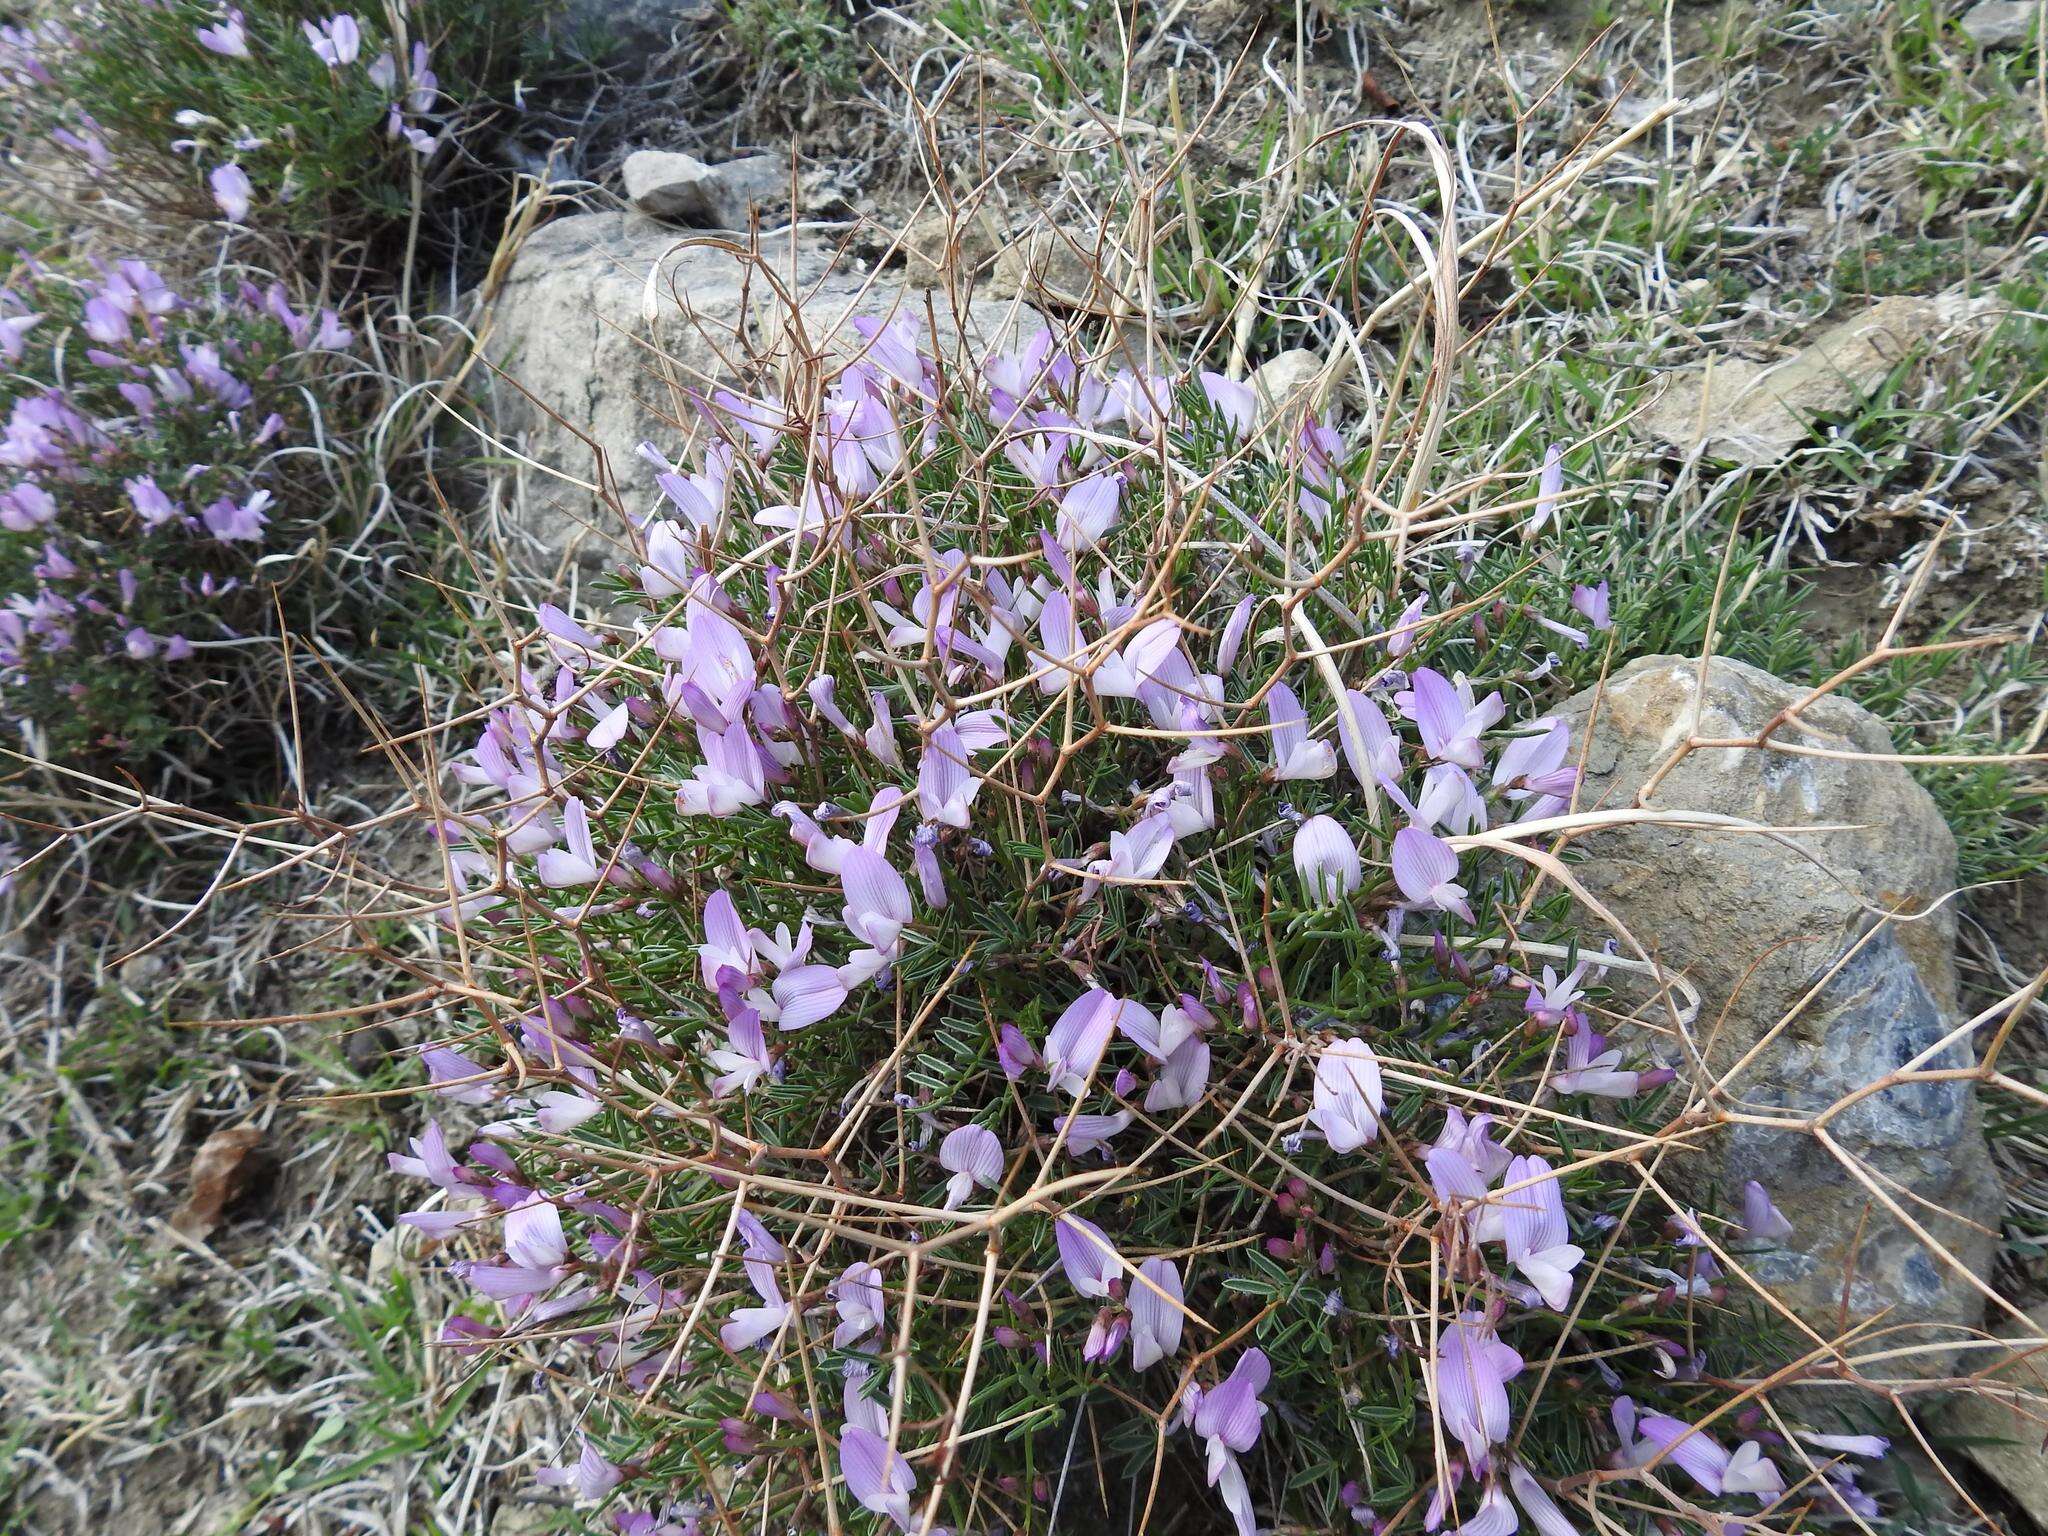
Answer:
[0,254,357,760]
[0,0,549,246]
[393,316,1906,1536]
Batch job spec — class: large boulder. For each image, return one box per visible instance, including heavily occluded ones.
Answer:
[1555,655,1999,1341]
[482,212,1041,567]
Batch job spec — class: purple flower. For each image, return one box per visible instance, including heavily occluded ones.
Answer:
[536,1437,624,1503]
[840,846,913,961]
[1197,369,1257,438]
[917,722,979,828]
[200,489,270,542]
[1292,814,1361,904]
[839,1425,915,1530]
[535,796,602,887]
[1057,1109,1131,1159]
[1401,667,1504,771]
[938,1124,1003,1208]
[1502,1155,1582,1310]
[1385,594,1428,658]
[1216,594,1254,674]
[1054,1212,1124,1298]
[1044,988,1151,1095]
[1144,1034,1211,1112]
[1128,1255,1184,1369]
[1432,1314,1523,1471]
[1308,1037,1384,1152]
[1080,811,1175,900]
[1549,1024,1646,1099]
[996,1022,1038,1080]
[1738,1179,1794,1244]
[209,163,253,223]
[1391,825,1473,922]
[1192,1349,1270,1536]
[1055,470,1122,551]
[1531,443,1564,536]
[719,1221,791,1352]
[194,8,249,57]
[1570,580,1611,631]
[1335,687,1400,790]
[831,1261,886,1349]
[301,13,361,66]
[707,1007,771,1097]
[1266,681,1337,780]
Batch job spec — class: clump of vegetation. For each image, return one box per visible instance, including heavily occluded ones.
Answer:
[2,0,549,245]
[389,324,1899,1535]
[0,255,375,764]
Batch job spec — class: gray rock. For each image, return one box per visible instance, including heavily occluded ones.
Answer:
[483,212,1042,566]
[1250,349,1327,417]
[1961,1,2041,46]
[897,207,1006,289]
[1930,1302,2048,1517]
[1555,654,1998,1341]
[621,150,789,229]
[1637,292,1993,467]
[990,229,1112,311]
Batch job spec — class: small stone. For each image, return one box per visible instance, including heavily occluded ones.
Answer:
[344,1023,399,1075]
[1250,349,1327,417]
[990,229,1107,310]
[899,208,1004,289]
[621,150,789,229]
[1961,1,2040,46]
[1555,655,1999,1343]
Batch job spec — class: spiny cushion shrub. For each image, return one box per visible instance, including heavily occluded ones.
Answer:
[0,254,360,762]
[1,0,547,244]
[395,326,1896,1533]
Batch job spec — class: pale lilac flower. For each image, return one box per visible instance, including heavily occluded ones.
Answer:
[1079,812,1175,900]
[1502,1155,1583,1310]
[1621,1407,1780,1499]
[938,1125,1002,1208]
[195,8,249,57]
[1217,595,1254,674]
[1055,471,1122,551]
[1531,443,1563,536]
[1402,668,1503,771]
[1044,989,1148,1095]
[1392,825,1473,922]
[720,1224,791,1352]
[1549,1024,1648,1099]
[1739,1180,1794,1243]
[505,1198,569,1270]
[201,489,270,542]
[1505,1462,1581,1536]
[587,701,631,751]
[1336,688,1400,790]
[917,723,979,828]
[535,797,602,887]
[301,14,361,66]
[1054,1213,1124,1298]
[1308,1037,1384,1152]
[766,963,847,1031]
[1193,1349,1270,1536]
[996,1022,1038,1080]
[831,1261,886,1349]
[1292,814,1360,904]
[1197,370,1256,438]
[535,1090,601,1133]
[1144,1035,1211,1112]
[1083,1308,1129,1363]
[1385,594,1427,658]
[698,889,755,987]
[1571,580,1611,631]
[707,1008,772,1097]
[0,311,40,362]
[1058,1109,1131,1159]
[1523,961,1587,1027]
[840,846,913,954]
[420,1044,497,1103]
[209,163,253,222]
[81,295,129,346]
[1432,1314,1523,1471]
[1415,764,1487,835]
[536,1437,624,1503]
[840,1425,915,1530]
[1795,1429,1890,1460]
[675,720,767,816]
[1128,1256,1184,1369]
[1265,681,1337,780]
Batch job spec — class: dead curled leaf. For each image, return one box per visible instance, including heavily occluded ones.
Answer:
[170,1126,270,1241]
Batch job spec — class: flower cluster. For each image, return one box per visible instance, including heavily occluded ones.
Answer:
[0,255,355,758]
[398,318,1891,1533]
